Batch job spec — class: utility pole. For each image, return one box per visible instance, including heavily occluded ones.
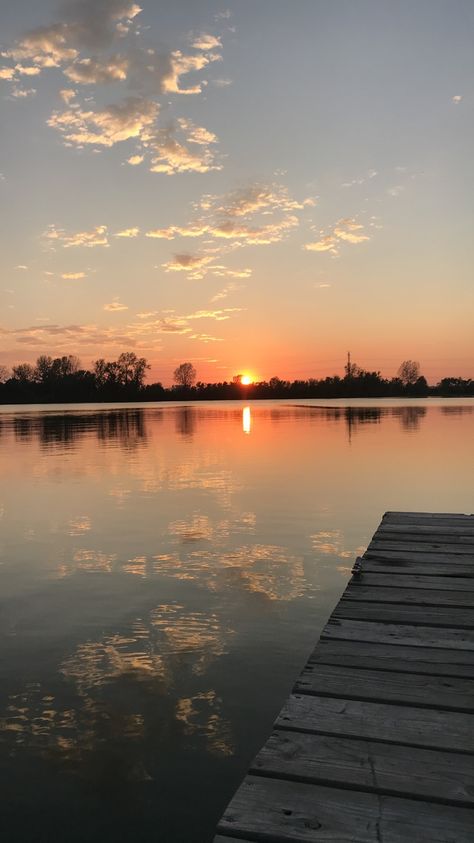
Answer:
[345,351,351,378]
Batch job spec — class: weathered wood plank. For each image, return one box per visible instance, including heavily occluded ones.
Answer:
[294,663,474,711]
[378,523,474,537]
[362,556,474,576]
[250,730,474,806]
[345,583,474,606]
[383,511,473,520]
[217,776,474,842]
[374,531,474,546]
[364,549,474,565]
[368,539,474,556]
[276,694,474,752]
[334,600,474,628]
[352,572,474,591]
[309,639,474,678]
[321,618,474,649]
[214,838,256,843]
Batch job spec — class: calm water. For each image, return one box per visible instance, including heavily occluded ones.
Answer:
[0,399,472,842]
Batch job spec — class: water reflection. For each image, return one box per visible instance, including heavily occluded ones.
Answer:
[1,399,473,841]
[0,601,235,782]
[391,405,427,431]
[175,406,196,438]
[242,406,251,434]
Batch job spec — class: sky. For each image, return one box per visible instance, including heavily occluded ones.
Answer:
[0,0,473,385]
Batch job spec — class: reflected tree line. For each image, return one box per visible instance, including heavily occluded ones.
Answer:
[1,403,465,449]
[0,353,473,403]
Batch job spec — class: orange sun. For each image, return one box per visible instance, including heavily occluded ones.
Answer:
[240,374,253,385]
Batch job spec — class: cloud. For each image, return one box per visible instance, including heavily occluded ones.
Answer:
[2,2,142,69]
[115,227,140,237]
[0,67,16,80]
[341,169,378,188]
[104,299,128,311]
[1,3,228,176]
[452,95,463,104]
[305,217,370,255]
[44,223,109,248]
[61,271,87,279]
[162,253,213,279]
[64,54,129,84]
[126,153,143,165]
[14,264,28,270]
[59,88,76,103]
[11,87,37,98]
[147,118,220,174]
[212,78,232,88]
[333,218,370,244]
[146,183,312,247]
[210,282,243,302]
[48,96,158,147]
[161,50,221,95]
[191,34,222,51]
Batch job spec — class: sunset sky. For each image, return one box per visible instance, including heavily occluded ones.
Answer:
[1,0,473,384]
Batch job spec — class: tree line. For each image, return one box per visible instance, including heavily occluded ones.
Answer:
[0,354,472,403]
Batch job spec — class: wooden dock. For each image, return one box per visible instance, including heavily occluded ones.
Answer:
[214,511,474,842]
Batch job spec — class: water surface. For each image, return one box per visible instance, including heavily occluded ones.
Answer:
[0,399,472,842]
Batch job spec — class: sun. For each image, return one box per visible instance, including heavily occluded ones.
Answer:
[240,374,253,385]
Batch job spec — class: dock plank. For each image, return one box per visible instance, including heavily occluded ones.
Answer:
[276,694,474,753]
[250,730,474,806]
[344,583,474,606]
[322,618,474,649]
[350,572,474,591]
[217,776,474,842]
[368,539,474,555]
[309,639,474,678]
[377,523,474,537]
[294,663,474,711]
[333,600,474,628]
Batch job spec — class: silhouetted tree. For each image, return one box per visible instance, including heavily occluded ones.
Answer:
[12,363,36,382]
[397,360,421,386]
[173,362,197,389]
[0,365,10,383]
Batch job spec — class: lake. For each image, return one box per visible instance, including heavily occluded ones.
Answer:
[0,399,472,842]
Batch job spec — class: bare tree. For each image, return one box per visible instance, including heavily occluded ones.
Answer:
[397,360,421,386]
[0,365,10,383]
[12,363,36,382]
[173,362,197,389]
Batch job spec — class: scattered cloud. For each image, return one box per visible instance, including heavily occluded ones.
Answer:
[104,299,128,311]
[452,95,463,104]
[305,217,370,256]
[48,96,159,148]
[147,183,313,248]
[210,282,243,302]
[146,118,221,174]
[126,153,144,165]
[1,2,227,175]
[341,169,377,188]
[64,54,129,84]
[387,185,404,198]
[191,34,222,51]
[115,227,140,237]
[162,253,214,280]
[212,78,232,88]
[14,264,28,270]
[43,223,109,248]
[2,2,142,68]
[10,87,37,98]
[59,87,76,103]
[61,271,87,279]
